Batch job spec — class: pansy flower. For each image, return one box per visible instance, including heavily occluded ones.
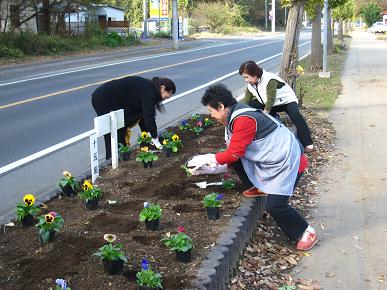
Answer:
[141,147,149,152]
[44,213,55,224]
[55,278,68,290]
[141,257,149,270]
[143,202,150,208]
[62,171,71,179]
[180,119,187,126]
[196,121,203,127]
[82,180,93,191]
[172,134,179,142]
[49,211,57,218]
[141,131,148,138]
[162,139,168,145]
[23,194,35,206]
[177,225,185,233]
[215,194,224,201]
[103,234,117,243]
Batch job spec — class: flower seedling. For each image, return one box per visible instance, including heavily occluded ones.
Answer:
[78,180,102,202]
[178,119,191,131]
[181,165,192,177]
[204,117,214,127]
[58,171,78,194]
[16,194,40,224]
[136,147,159,164]
[137,131,152,146]
[190,114,202,122]
[140,202,162,222]
[190,121,204,135]
[51,279,71,290]
[161,226,193,253]
[93,234,128,263]
[162,133,182,154]
[136,257,163,289]
[35,211,64,243]
[222,174,236,190]
[203,193,224,208]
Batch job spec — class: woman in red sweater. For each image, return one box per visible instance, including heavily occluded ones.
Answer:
[188,84,316,251]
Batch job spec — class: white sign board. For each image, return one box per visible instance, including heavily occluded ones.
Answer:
[94,109,124,137]
[89,132,99,183]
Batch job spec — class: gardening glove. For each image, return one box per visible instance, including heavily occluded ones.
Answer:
[151,138,163,150]
[187,153,218,168]
[190,164,228,175]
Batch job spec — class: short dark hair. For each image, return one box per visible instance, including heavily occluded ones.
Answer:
[201,84,237,109]
[238,60,263,78]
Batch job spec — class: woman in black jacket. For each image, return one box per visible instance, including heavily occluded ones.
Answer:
[91,76,176,160]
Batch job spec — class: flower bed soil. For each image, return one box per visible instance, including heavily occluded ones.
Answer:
[0,120,245,290]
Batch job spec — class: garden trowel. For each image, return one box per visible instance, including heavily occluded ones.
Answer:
[194,181,223,189]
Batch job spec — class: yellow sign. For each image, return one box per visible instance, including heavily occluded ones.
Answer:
[150,0,169,19]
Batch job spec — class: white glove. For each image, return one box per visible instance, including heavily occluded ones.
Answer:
[187,154,218,168]
[189,164,228,175]
[151,138,163,149]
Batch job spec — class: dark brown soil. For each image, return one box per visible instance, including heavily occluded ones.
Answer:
[0,118,243,290]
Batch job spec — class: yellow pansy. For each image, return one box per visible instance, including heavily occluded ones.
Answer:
[205,118,209,121]
[141,131,148,138]
[163,139,168,145]
[23,194,35,206]
[141,147,149,152]
[172,134,179,142]
[44,213,55,224]
[104,234,117,243]
[62,170,71,179]
[296,65,304,76]
[82,180,93,191]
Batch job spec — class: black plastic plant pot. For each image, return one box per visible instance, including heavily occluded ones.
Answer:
[60,184,76,197]
[145,218,160,231]
[164,148,172,157]
[85,198,99,210]
[103,259,124,275]
[175,248,192,263]
[143,161,153,168]
[21,214,34,227]
[38,230,55,244]
[206,207,220,220]
[139,286,161,290]
[119,151,131,162]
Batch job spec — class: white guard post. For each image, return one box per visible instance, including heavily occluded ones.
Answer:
[93,109,125,177]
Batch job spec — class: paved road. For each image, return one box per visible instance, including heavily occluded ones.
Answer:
[0,32,311,224]
[292,31,387,289]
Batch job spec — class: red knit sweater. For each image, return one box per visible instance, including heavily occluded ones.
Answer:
[215,116,308,173]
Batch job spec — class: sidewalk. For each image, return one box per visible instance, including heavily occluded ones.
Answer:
[292,31,387,289]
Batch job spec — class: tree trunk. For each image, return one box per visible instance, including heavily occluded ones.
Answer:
[279,0,305,92]
[338,18,343,42]
[311,4,322,71]
[327,7,333,53]
[42,0,51,34]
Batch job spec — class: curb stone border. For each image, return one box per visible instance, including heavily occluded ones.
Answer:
[188,196,267,290]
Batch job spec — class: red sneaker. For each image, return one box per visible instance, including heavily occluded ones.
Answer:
[296,227,318,251]
[242,187,267,198]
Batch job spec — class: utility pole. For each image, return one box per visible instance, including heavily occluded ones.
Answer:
[271,0,275,33]
[143,0,148,39]
[265,0,268,30]
[319,0,331,78]
[172,0,178,49]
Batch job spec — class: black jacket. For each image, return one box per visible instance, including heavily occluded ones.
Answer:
[91,76,161,138]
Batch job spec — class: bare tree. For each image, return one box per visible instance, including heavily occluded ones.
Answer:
[279,0,305,92]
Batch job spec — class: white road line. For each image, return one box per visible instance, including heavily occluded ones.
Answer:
[0,35,285,87]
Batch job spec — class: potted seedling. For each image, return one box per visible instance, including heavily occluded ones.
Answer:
[161,226,193,263]
[139,202,162,231]
[16,194,40,227]
[94,234,128,275]
[204,117,214,127]
[136,147,158,168]
[119,143,133,161]
[222,174,236,190]
[190,121,204,135]
[203,193,224,220]
[181,165,192,177]
[58,171,78,197]
[78,180,103,210]
[35,211,64,244]
[51,279,71,290]
[136,257,163,290]
[162,133,182,157]
[178,119,191,131]
[138,131,152,146]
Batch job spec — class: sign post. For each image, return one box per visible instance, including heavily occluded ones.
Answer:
[93,109,125,179]
[89,132,99,183]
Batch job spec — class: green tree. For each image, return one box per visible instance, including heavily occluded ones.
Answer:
[361,2,382,27]
[333,0,354,41]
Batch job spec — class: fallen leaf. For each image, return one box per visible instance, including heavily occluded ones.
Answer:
[325,272,336,277]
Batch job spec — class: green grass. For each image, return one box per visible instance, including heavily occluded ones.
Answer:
[297,40,350,111]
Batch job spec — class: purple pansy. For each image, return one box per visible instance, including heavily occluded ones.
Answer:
[181,119,187,126]
[215,194,224,201]
[55,278,67,290]
[141,257,149,270]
